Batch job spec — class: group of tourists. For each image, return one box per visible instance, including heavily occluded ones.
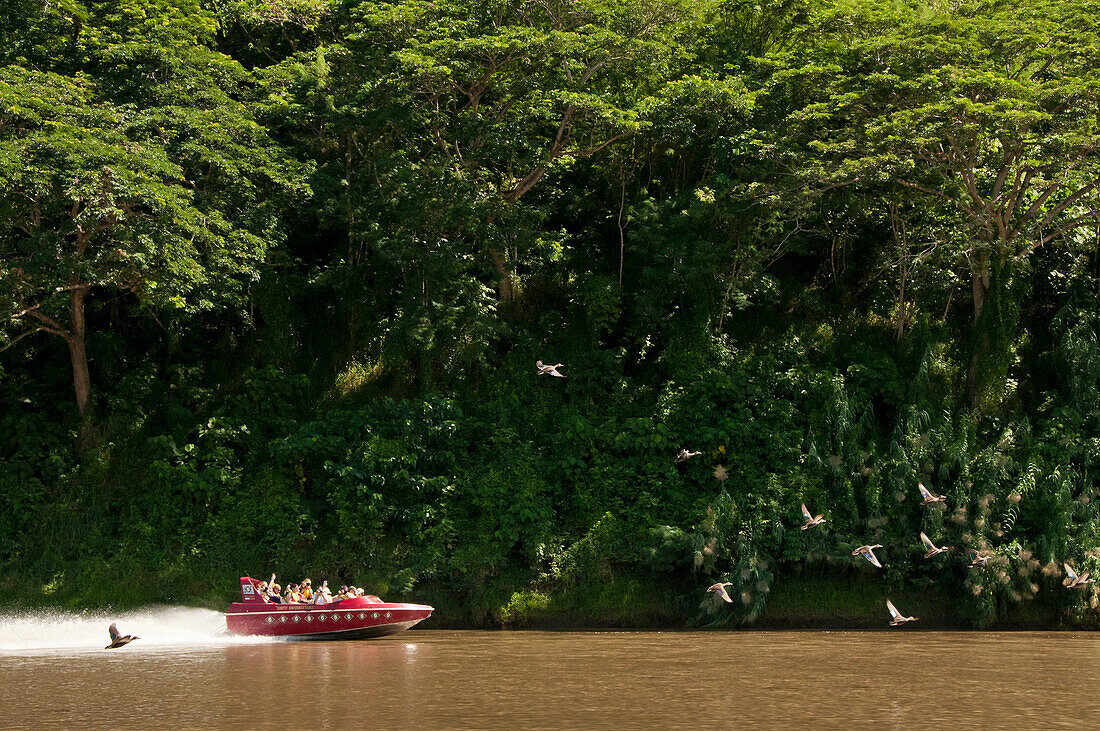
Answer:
[256,575,367,605]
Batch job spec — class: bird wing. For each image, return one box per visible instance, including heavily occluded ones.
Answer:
[886,600,900,620]
[536,360,544,368]
[920,532,936,551]
[802,504,812,522]
[716,586,733,603]
[1064,563,1078,582]
[918,483,933,500]
[864,547,882,567]
[108,623,120,642]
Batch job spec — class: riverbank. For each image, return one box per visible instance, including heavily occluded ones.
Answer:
[441,575,1095,631]
[5,572,1095,631]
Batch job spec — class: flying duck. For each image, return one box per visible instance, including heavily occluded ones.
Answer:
[886,599,918,626]
[707,582,734,603]
[1064,563,1095,589]
[105,623,139,649]
[536,360,566,378]
[967,550,990,568]
[676,449,702,463]
[920,532,948,559]
[917,483,947,506]
[853,544,884,568]
[800,503,825,530]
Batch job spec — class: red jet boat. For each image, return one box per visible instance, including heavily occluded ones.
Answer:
[226,577,433,639]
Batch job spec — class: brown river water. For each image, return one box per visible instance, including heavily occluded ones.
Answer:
[0,608,1096,729]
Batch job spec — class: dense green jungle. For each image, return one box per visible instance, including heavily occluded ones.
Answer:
[2,0,1100,629]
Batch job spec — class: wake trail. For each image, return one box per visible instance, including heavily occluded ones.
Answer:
[0,606,276,652]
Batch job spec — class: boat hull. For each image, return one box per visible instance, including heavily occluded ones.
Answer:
[225,597,433,640]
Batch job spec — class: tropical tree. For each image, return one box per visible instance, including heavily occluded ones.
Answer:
[770,0,1100,405]
[0,2,308,420]
[344,0,691,299]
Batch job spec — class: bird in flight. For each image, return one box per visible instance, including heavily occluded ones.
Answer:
[917,483,946,506]
[801,503,825,530]
[105,623,139,649]
[1064,563,1095,589]
[920,532,948,559]
[676,448,702,463]
[886,599,918,626]
[707,582,734,603]
[536,360,566,377]
[853,544,884,568]
[967,549,990,568]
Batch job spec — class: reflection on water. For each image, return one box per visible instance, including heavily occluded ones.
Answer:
[2,629,1097,729]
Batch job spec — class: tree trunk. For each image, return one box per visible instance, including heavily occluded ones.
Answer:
[890,203,908,341]
[966,253,992,408]
[490,248,514,301]
[971,260,990,323]
[66,286,92,418]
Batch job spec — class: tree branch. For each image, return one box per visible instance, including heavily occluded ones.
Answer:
[1033,177,1100,234]
[1014,175,1099,236]
[1027,212,1100,252]
[501,105,576,202]
[896,179,956,204]
[23,308,71,338]
[0,327,57,353]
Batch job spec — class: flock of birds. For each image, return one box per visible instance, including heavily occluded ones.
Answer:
[705,481,1096,626]
[537,359,1100,625]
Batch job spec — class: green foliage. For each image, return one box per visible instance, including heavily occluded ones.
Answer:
[2,0,1100,629]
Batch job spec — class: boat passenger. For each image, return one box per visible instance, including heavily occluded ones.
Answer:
[262,573,279,602]
[313,580,333,605]
[300,579,313,601]
[268,583,283,604]
[283,584,301,604]
[257,581,271,602]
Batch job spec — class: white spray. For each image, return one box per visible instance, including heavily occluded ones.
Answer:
[0,606,276,652]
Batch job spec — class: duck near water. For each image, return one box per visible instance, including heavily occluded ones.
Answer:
[886,599,918,626]
[106,623,139,649]
[1064,563,1095,589]
[707,582,734,603]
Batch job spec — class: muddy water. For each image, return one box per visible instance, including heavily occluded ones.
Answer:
[1,620,1097,729]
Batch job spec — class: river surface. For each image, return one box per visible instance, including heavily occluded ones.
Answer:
[0,608,1096,729]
